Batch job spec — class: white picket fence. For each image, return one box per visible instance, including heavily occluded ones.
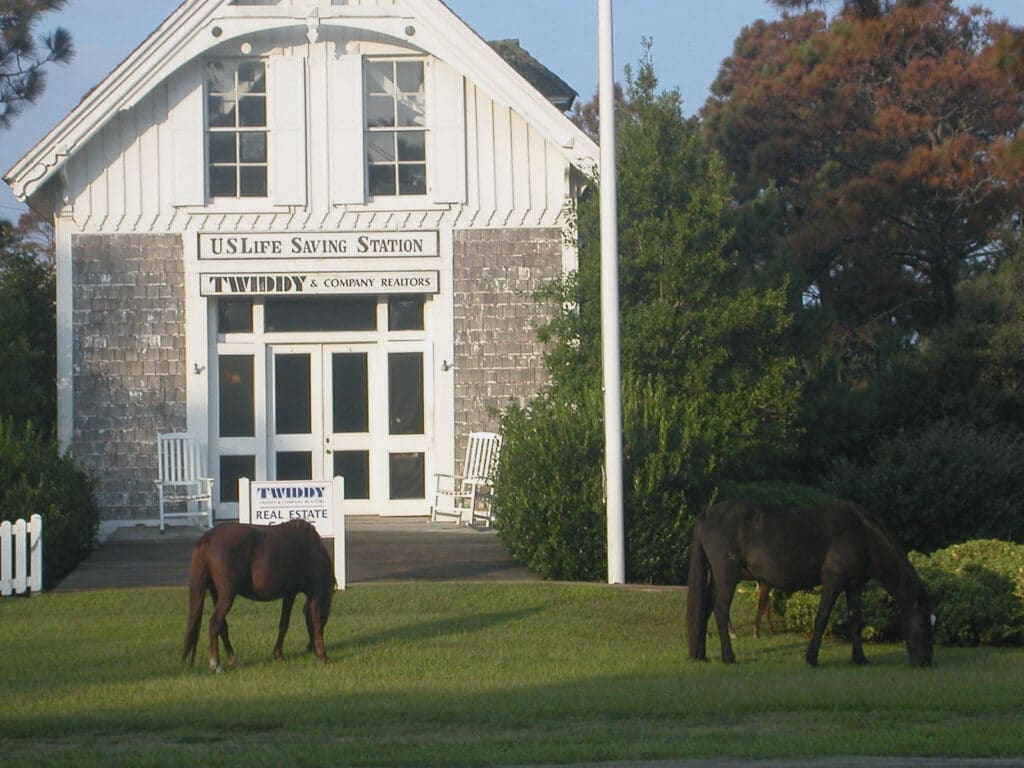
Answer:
[1,514,43,596]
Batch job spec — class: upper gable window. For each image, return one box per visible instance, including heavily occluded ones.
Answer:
[365,60,426,197]
[207,60,268,198]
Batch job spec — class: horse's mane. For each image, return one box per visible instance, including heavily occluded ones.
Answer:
[846,503,921,593]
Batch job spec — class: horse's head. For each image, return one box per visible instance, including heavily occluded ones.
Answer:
[901,586,940,667]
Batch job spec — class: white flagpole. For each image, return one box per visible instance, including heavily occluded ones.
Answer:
[599,0,625,585]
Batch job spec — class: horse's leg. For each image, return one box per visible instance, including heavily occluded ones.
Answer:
[711,572,740,664]
[220,617,239,669]
[755,582,773,638]
[273,593,297,661]
[303,596,329,663]
[805,582,842,667]
[208,590,236,673]
[846,585,868,665]
[303,598,316,652]
[697,590,712,660]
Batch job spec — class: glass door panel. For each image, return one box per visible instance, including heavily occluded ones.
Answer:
[388,352,424,435]
[269,347,323,482]
[324,347,374,511]
[275,353,312,434]
[384,347,429,509]
[333,450,369,500]
[332,353,369,434]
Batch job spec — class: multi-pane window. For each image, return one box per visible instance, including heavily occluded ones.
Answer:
[207,60,268,198]
[365,60,426,196]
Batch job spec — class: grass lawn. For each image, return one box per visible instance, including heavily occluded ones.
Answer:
[1,582,1021,767]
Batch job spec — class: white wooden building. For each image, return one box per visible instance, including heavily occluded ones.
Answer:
[4,0,597,529]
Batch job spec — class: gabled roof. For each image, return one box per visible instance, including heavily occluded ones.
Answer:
[4,0,598,203]
[489,39,578,112]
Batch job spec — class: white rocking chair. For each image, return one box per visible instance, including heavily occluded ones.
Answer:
[430,432,502,526]
[155,433,214,532]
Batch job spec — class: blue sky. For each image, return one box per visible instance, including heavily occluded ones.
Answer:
[3,0,1024,218]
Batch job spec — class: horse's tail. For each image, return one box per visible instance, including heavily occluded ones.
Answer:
[686,514,711,660]
[182,539,209,666]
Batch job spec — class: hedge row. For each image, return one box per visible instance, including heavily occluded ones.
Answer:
[0,419,98,586]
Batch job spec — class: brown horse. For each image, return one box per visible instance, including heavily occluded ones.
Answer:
[182,520,336,672]
[688,499,939,667]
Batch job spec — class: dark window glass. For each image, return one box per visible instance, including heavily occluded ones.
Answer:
[265,296,376,332]
[333,451,369,500]
[210,166,237,197]
[217,298,253,334]
[395,61,424,95]
[390,452,424,500]
[389,352,423,435]
[368,164,396,196]
[275,353,311,435]
[332,353,369,433]
[209,132,236,163]
[388,296,424,331]
[398,165,426,196]
[219,355,255,437]
[239,133,266,162]
[238,96,266,127]
[239,166,267,197]
[220,455,255,503]
[398,132,425,161]
[207,96,236,128]
[368,132,395,163]
[276,451,312,480]
[367,94,395,128]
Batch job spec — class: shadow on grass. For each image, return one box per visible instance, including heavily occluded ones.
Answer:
[334,607,543,654]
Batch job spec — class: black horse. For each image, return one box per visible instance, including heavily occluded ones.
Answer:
[182,520,336,672]
[687,499,938,666]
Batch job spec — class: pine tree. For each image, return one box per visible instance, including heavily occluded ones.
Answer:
[1,0,74,129]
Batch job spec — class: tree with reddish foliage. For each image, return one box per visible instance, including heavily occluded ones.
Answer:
[703,0,1024,346]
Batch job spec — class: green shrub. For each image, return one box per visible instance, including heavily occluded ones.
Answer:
[0,418,98,586]
[913,541,1024,646]
[496,379,708,584]
[494,388,606,583]
[777,540,1024,647]
[825,420,1024,552]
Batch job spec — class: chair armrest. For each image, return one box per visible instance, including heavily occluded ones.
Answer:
[434,473,474,495]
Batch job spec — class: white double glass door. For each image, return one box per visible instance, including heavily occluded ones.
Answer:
[268,343,430,515]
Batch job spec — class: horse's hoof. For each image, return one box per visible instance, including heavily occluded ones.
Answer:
[853,657,870,666]
[805,655,819,667]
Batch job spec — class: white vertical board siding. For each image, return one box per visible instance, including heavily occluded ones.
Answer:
[458,83,572,228]
[167,59,205,207]
[492,102,514,218]
[141,87,168,229]
[473,86,497,217]
[122,106,142,229]
[329,53,366,205]
[269,56,308,206]
[509,111,531,213]
[428,59,466,204]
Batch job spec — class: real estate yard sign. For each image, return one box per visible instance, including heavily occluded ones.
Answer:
[238,478,346,589]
